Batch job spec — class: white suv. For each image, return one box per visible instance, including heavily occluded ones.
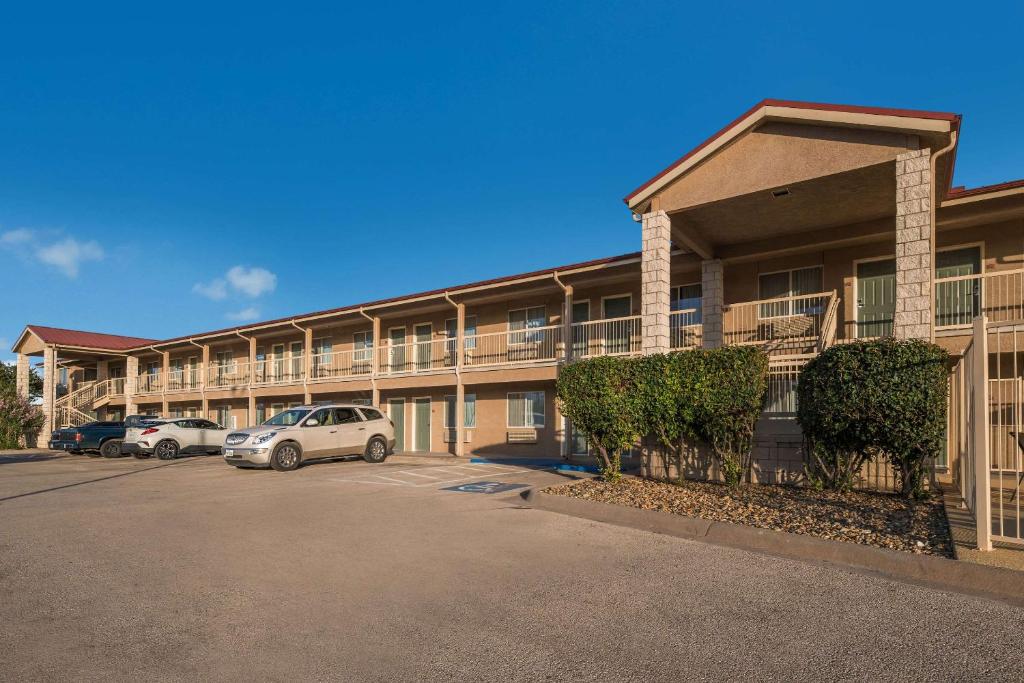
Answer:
[122,418,229,459]
[222,403,395,471]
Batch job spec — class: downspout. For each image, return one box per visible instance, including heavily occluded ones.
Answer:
[930,130,958,343]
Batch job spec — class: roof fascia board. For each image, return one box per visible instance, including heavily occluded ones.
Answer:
[942,185,1024,207]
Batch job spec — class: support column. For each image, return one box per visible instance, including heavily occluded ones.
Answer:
[455,302,465,457]
[41,347,56,434]
[562,285,574,363]
[894,148,933,341]
[247,337,257,425]
[160,351,170,416]
[199,344,209,418]
[641,210,671,355]
[303,327,312,404]
[125,355,139,417]
[16,353,30,399]
[701,259,724,348]
[371,316,381,406]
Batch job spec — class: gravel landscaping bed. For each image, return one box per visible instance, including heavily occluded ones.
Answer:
[544,477,954,557]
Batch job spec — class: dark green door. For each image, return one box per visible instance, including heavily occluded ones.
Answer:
[935,247,981,327]
[389,399,405,452]
[856,259,896,338]
[413,398,431,452]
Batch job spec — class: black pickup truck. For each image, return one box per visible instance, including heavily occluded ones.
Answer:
[48,415,160,458]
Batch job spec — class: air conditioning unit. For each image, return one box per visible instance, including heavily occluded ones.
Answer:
[507,429,537,444]
[443,429,473,443]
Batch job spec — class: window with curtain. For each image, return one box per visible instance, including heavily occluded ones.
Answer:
[354,331,373,361]
[444,394,477,428]
[507,391,545,428]
[508,307,545,344]
[758,266,823,317]
[445,315,478,349]
[256,403,266,425]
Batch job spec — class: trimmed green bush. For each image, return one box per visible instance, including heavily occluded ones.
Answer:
[556,347,768,485]
[690,346,769,486]
[556,355,644,481]
[796,338,950,499]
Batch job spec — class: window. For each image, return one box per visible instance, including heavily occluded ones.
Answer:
[290,342,304,379]
[671,284,702,322]
[508,307,546,344]
[256,403,266,425]
[444,394,477,429]
[507,392,544,428]
[215,406,231,428]
[351,397,372,406]
[336,408,361,424]
[359,408,384,421]
[312,338,333,378]
[758,266,823,317]
[445,315,478,349]
[354,331,373,362]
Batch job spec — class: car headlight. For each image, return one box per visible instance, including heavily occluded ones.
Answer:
[252,432,277,445]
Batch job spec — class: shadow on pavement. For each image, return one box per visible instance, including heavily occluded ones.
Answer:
[0,457,201,504]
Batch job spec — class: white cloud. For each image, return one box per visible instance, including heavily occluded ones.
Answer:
[0,228,34,246]
[226,266,277,298]
[192,278,228,301]
[35,238,104,278]
[226,307,260,322]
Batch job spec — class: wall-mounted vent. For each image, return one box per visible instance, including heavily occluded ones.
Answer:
[771,188,791,199]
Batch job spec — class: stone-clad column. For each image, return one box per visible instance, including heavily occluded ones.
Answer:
[41,347,55,435]
[16,353,30,398]
[894,148,933,340]
[125,355,139,416]
[701,259,724,348]
[641,210,671,354]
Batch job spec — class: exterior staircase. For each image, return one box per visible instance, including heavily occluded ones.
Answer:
[52,380,114,427]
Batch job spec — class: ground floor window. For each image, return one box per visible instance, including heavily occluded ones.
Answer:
[444,394,476,429]
[508,391,544,428]
[256,403,266,425]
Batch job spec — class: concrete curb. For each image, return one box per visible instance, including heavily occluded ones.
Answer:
[521,488,1024,608]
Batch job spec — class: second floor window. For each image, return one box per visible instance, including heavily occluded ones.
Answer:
[508,307,545,345]
[671,284,703,323]
[445,315,478,350]
[758,266,823,318]
[354,331,373,361]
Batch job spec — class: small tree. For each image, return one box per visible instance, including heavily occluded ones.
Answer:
[0,390,44,449]
[797,338,950,499]
[0,363,43,401]
[556,356,644,481]
[691,346,769,486]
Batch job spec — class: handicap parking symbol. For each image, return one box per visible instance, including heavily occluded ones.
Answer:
[443,481,527,494]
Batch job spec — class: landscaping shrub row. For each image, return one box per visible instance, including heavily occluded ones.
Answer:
[556,339,950,500]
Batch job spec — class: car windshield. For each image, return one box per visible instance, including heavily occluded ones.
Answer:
[263,409,310,426]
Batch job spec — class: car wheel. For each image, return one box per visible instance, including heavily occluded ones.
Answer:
[364,436,388,464]
[155,440,179,460]
[101,440,123,458]
[270,442,301,472]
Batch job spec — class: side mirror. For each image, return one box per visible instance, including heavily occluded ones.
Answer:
[305,418,319,427]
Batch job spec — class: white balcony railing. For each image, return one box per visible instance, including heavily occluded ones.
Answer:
[378,338,456,374]
[571,316,641,358]
[464,325,563,368]
[136,372,163,394]
[166,368,202,392]
[207,361,251,389]
[109,377,126,396]
[670,309,702,350]
[252,357,305,385]
[310,349,374,381]
[723,291,837,351]
[936,269,1024,329]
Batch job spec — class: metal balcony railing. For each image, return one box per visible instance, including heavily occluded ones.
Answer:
[935,269,1024,329]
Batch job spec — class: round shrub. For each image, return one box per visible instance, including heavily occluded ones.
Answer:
[796,338,950,498]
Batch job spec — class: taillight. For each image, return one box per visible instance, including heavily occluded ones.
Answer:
[74,432,83,442]
[141,428,159,435]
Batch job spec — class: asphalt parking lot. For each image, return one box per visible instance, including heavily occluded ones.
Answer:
[2,451,1024,681]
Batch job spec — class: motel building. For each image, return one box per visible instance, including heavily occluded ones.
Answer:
[11,100,1024,478]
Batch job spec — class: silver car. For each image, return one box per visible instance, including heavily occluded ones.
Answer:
[222,403,395,471]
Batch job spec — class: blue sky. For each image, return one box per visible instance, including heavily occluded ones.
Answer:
[2,1,1023,360]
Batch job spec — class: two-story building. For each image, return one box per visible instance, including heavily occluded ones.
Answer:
[13,100,1024,472]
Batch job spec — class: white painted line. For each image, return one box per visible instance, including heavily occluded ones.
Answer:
[401,470,446,479]
[373,475,417,484]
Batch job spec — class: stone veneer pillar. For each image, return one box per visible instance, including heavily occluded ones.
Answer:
[894,148,933,340]
[125,355,139,416]
[641,210,671,354]
[16,353,30,398]
[41,347,55,435]
[701,259,724,348]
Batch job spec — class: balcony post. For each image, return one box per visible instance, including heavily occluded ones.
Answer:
[41,347,55,434]
[562,284,574,363]
[701,259,724,348]
[303,327,313,404]
[455,302,465,457]
[247,336,257,426]
[641,210,671,355]
[200,344,209,419]
[125,355,139,417]
[371,315,381,406]
[160,351,169,416]
[894,148,933,341]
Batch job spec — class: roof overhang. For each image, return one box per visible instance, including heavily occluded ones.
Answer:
[625,99,959,212]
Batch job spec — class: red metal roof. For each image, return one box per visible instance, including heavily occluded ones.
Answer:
[623,99,962,204]
[946,178,1024,199]
[26,325,158,351]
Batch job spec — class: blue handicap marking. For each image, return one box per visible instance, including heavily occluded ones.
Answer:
[443,481,527,494]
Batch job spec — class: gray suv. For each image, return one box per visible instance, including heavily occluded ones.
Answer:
[223,403,395,472]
